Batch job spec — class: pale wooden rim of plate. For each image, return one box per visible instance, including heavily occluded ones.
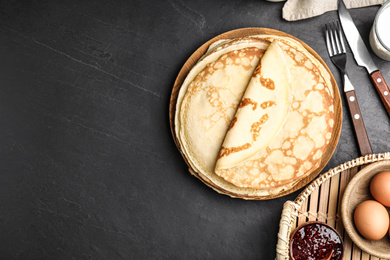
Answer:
[169,27,342,200]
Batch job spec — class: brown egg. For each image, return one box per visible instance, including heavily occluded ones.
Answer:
[370,171,390,207]
[354,200,389,240]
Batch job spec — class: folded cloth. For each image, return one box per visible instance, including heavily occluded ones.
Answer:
[278,0,387,21]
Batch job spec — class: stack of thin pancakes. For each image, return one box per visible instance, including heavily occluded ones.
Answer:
[174,34,337,199]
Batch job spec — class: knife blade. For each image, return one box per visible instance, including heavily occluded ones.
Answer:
[338,0,390,117]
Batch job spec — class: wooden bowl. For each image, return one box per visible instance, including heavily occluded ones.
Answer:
[169,27,342,200]
[341,161,390,258]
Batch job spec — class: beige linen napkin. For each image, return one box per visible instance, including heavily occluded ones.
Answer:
[275,0,387,21]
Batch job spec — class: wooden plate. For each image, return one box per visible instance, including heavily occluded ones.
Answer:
[341,161,390,258]
[169,27,342,200]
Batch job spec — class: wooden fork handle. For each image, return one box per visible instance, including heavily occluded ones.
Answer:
[370,70,390,117]
[345,90,373,156]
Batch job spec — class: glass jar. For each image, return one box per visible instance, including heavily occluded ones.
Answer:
[370,0,390,61]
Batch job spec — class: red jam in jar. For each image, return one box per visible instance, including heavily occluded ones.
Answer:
[290,222,343,260]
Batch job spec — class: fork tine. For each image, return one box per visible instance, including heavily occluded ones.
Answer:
[328,23,338,56]
[325,23,333,56]
[336,21,347,53]
[331,21,342,55]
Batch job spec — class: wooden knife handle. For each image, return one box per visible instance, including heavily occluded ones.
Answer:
[345,90,373,156]
[370,70,390,117]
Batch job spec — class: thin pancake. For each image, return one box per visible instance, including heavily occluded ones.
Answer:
[179,47,265,174]
[215,41,292,170]
[215,37,335,190]
[175,35,335,198]
[175,38,271,176]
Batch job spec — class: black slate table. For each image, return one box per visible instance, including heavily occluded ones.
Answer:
[1,1,390,259]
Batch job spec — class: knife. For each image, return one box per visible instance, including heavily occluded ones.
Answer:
[338,0,390,117]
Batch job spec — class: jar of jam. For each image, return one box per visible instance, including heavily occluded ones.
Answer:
[290,222,343,260]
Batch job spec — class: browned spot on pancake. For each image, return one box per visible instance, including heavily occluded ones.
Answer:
[251,114,270,141]
[239,98,258,110]
[206,87,221,108]
[197,47,266,89]
[218,143,252,159]
[228,117,238,131]
[279,40,323,86]
[253,63,262,77]
[260,101,276,109]
[252,61,275,91]
[260,77,275,90]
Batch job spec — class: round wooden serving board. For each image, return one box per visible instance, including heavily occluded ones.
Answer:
[169,27,342,200]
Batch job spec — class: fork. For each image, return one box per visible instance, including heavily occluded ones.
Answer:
[325,21,372,156]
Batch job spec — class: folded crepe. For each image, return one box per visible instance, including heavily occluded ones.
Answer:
[215,41,291,170]
[175,37,271,175]
[174,35,336,198]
